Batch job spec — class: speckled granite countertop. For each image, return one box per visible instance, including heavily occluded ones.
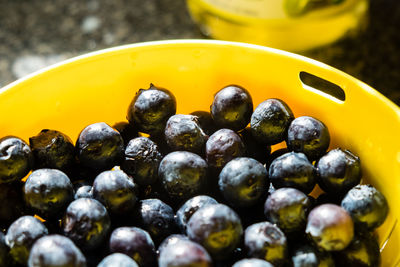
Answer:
[0,0,399,105]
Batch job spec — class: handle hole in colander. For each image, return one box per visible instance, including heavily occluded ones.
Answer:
[299,71,346,102]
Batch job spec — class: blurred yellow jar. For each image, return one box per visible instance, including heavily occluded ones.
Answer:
[186,0,369,52]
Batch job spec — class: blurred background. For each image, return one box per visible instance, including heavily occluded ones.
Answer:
[0,0,399,105]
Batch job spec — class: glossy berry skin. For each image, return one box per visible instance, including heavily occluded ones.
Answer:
[232,258,274,267]
[74,185,93,199]
[264,188,311,235]
[190,110,218,135]
[0,136,33,184]
[158,238,212,267]
[205,129,245,171]
[287,116,330,161]
[158,234,189,253]
[266,148,289,169]
[291,244,334,267]
[5,216,48,265]
[250,99,294,145]
[135,199,176,244]
[244,221,288,266]
[113,121,139,146]
[240,127,271,164]
[334,232,380,267]
[306,204,354,251]
[269,152,317,194]
[98,253,138,267]
[62,198,111,251]
[210,85,253,131]
[176,195,218,233]
[109,227,156,267]
[28,235,86,267]
[158,151,208,202]
[92,170,137,215]
[219,157,268,208]
[0,183,25,227]
[76,122,124,172]
[24,168,74,218]
[122,137,162,186]
[127,84,177,135]
[317,148,362,194]
[187,204,243,260]
[341,184,388,230]
[164,114,208,154]
[29,129,76,173]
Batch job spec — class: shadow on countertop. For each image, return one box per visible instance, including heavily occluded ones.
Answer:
[0,0,399,105]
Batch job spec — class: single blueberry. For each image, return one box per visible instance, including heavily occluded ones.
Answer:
[264,188,311,235]
[268,152,317,194]
[62,198,111,251]
[76,122,124,172]
[306,204,354,251]
[211,85,253,131]
[122,137,162,186]
[219,157,268,208]
[92,170,137,215]
[341,184,388,230]
[187,203,243,260]
[164,114,208,154]
[250,98,294,145]
[24,168,74,218]
[175,195,218,233]
[244,221,288,266]
[317,148,362,194]
[134,199,176,244]
[127,84,176,135]
[28,235,86,267]
[206,129,245,171]
[5,215,48,265]
[29,129,76,174]
[0,136,33,184]
[158,238,212,267]
[109,227,156,267]
[287,116,330,161]
[159,151,208,202]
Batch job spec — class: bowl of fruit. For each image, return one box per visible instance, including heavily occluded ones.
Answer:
[0,40,399,266]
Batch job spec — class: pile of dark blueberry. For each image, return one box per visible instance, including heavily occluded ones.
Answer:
[0,83,389,267]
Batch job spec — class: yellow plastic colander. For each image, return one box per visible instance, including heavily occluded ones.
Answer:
[0,40,399,265]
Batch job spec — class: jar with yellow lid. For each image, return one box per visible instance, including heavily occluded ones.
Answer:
[186,0,369,52]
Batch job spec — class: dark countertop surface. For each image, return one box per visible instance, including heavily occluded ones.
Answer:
[0,0,399,105]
